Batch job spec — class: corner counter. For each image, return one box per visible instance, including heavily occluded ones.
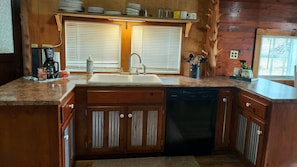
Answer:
[0,74,296,105]
[0,74,297,167]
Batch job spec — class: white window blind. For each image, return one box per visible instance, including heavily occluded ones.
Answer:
[131,25,182,74]
[65,21,121,72]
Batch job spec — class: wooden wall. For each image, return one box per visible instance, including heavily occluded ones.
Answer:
[218,0,297,76]
[23,0,297,76]
[25,0,209,76]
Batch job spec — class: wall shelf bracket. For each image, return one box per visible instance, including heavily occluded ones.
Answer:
[185,22,193,38]
[54,14,62,32]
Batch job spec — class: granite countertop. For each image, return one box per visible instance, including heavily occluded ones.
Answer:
[0,74,297,105]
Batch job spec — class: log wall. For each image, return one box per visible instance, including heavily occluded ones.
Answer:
[25,0,297,76]
[25,0,209,76]
[218,0,297,76]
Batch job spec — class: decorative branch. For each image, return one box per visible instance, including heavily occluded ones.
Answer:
[204,0,221,70]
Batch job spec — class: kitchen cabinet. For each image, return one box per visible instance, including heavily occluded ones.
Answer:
[75,87,165,157]
[232,89,268,167]
[0,91,75,167]
[60,92,75,167]
[215,88,233,150]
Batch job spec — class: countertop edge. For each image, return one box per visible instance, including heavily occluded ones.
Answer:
[0,74,296,106]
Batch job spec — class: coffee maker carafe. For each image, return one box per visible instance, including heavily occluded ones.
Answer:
[43,48,59,79]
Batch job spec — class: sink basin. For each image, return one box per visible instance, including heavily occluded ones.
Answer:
[88,74,162,85]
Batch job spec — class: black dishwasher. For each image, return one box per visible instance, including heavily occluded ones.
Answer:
[165,88,218,155]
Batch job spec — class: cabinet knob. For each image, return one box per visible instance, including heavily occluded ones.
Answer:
[64,135,69,140]
[68,104,74,109]
[257,130,262,135]
[246,102,251,107]
[222,97,227,103]
[120,114,125,119]
[128,113,133,118]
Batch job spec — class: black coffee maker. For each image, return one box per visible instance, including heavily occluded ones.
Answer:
[43,48,59,79]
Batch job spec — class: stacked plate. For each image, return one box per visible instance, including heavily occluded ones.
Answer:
[126,2,141,16]
[59,0,83,12]
[88,7,104,14]
[104,11,122,15]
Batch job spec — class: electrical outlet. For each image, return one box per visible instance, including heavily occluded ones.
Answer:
[230,50,239,59]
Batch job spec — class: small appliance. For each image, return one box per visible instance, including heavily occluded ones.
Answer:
[43,48,59,79]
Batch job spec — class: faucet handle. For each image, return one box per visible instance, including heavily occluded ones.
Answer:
[142,64,146,75]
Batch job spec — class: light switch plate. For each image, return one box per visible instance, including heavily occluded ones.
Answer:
[230,50,239,59]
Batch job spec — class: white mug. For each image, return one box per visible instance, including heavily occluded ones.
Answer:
[180,11,187,19]
[187,12,197,20]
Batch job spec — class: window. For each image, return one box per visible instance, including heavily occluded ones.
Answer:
[65,21,121,72]
[131,25,182,74]
[253,29,297,78]
[64,21,182,74]
[0,0,14,53]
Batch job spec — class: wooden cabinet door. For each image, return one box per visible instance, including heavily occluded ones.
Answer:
[87,106,126,153]
[126,105,164,152]
[246,118,265,167]
[234,110,265,167]
[235,112,248,155]
[215,89,233,150]
[62,112,74,167]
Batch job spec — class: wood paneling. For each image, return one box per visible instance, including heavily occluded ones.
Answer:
[265,103,297,167]
[21,0,297,76]
[26,0,207,75]
[218,0,297,76]
[0,105,60,167]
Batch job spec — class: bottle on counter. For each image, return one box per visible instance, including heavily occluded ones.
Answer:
[86,56,93,75]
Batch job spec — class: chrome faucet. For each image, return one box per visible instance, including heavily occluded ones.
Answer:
[129,53,146,75]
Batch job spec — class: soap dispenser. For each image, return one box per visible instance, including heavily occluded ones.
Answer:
[86,56,93,75]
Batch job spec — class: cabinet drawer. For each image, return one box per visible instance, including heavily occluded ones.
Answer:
[61,91,75,123]
[238,93,268,120]
[87,88,165,104]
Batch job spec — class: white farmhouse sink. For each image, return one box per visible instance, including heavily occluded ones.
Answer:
[88,74,163,85]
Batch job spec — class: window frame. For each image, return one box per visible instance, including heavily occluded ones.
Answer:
[0,0,22,57]
[253,28,297,79]
[130,24,183,74]
[61,18,184,74]
[64,20,122,72]
[0,0,23,85]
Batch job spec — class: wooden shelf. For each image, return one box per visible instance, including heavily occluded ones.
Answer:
[54,12,199,37]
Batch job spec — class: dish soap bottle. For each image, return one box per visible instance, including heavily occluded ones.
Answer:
[86,56,93,75]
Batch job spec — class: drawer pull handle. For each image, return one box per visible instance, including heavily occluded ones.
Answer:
[128,113,133,118]
[68,104,74,109]
[257,130,262,135]
[120,114,125,119]
[222,97,228,143]
[246,102,251,107]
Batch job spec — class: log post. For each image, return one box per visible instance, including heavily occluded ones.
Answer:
[20,0,31,76]
[203,0,221,76]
